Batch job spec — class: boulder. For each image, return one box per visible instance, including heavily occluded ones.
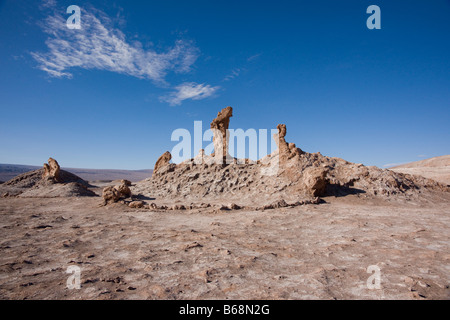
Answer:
[102,186,121,205]
[102,181,132,205]
[302,167,329,197]
[129,201,145,208]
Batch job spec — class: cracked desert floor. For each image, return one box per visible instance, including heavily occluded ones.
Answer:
[0,187,449,300]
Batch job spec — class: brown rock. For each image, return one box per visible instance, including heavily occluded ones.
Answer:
[129,201,145,208]
[302,167,329,196]
[102,186,121,205]
[210,106,233,160]
[154,151,172,173]
[229,203,241,210]
[150,203,158,209]
[270,199,288,209]
[42,158,61,182]
[116,183,131,198]
[274,124,302,164]
[121,180,132,186]
[102,181,132,205]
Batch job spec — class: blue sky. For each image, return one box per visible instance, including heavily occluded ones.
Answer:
[0,0,449,169]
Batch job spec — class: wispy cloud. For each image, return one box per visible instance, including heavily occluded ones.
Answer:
[41,0,56,8]
[224,68,241,81]
[383,162,407,168]
[32,6,199,83]
[223,53,261,82]
[160,82,220,106]
[247,53,261,62]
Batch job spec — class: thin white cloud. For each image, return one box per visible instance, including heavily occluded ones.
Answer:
[247,53,261,62]
[160,82,220,106]
[224,68,241,81]
[32,7,199,83]
[41,0,56,8]
[383,162,407,168]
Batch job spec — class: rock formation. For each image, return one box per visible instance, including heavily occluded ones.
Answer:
[116,183,132,198]
[274,124,303,164]
[134,106,449,208]
[154,151,172,173]
[42,158,61,182]
[102,180,132,205]
[0,158,96,198]
[210,106,233,160]
[102,186,120,204]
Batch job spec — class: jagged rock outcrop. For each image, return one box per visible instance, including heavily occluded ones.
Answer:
[134,106,449,207]
[274,124,303,164]
[154,151,172,174]
[42,158,61,182]
[210,106,233,160]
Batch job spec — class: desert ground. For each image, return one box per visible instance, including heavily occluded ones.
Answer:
[0,183,449,300]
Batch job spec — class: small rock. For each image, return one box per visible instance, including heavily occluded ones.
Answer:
[229,203,241,210]
[184,242,203,251]
[129,201,145,209]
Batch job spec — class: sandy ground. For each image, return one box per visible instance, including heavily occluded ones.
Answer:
[0,189,449,300]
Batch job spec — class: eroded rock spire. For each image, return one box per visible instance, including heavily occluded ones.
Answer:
[210,106,233,160]
[42,157,61,182]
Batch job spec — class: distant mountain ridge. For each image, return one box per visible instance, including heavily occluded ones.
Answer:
[0,164,152,183]
[389,155,450,186]
[391,155,450,169]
